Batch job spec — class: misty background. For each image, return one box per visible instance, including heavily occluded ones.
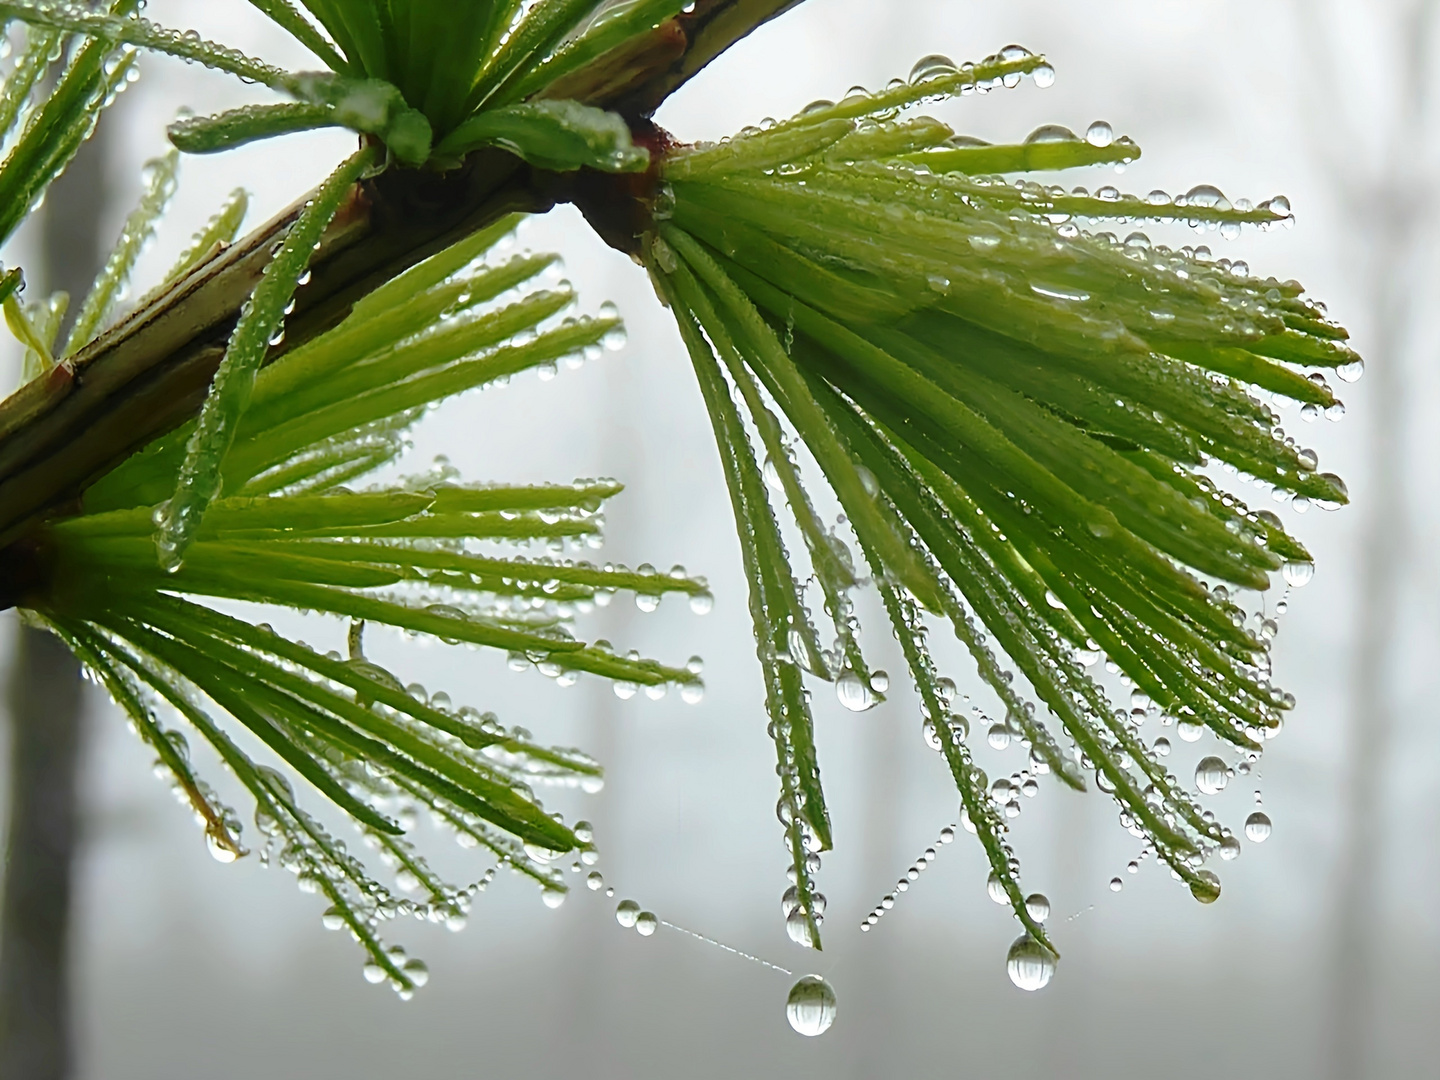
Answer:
[1,1,1436,1076]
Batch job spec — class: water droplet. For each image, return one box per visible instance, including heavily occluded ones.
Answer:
[786,908,818,948]
[1006,935,1056,991]
[786,975,837,1036]
[1183,183,1231,211]
[363,962,387,984]
[587,871,605,891]
[1281,560,1314,588]
[836,670,875,712]
[1190,869,1221,903]
[1154,736,1171,756]
[541,888,566,909]
[1031,63,1056,88]
[1177,718,1205,742]
[1245,811,1272,843]
[1085,120,1114,147]
[1109,876,1123,892]
[1218,835,1242,861]
[1264,194,1292,217]
[1195,756,1229,795]
[988,723,1011,750]
[205,825,240,863]
[909,54,958,83]
[986,872,1008,904]
[1025,893,1050,922]
[869,670,889,693]
[635,911,657,936]
[1025,124,1078,144]
[615,899,640,927]
[1336,357,1365,383]
[689,592,714,615]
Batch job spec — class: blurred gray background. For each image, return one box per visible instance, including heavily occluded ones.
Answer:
[2,0,1437,1076]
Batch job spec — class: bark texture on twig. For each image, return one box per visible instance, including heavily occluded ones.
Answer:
[0,0,809,568]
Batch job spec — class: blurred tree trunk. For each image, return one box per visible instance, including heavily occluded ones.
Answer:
[0,628,86,1080]
[0,103,112,1080]
[1293,4,1436,1078]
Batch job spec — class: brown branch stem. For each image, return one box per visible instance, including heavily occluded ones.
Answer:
[0,0,808,565]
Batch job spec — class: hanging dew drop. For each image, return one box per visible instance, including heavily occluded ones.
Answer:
[1245,811,1272,842]
[541,888,566,909]
[205,825,240,863]
[1006,935,1056,991]
[1177,718,1205,742]
[635,911,657,936]
[1282,560,1315,587]
[786,975,837,1036]
[1190,869,1222,904]
[836,670,875,711]
[786,908,818,948]
[1194,756,1229,795]
[615,899,640,927]
[1336,357,1365,383]
[1024,893,1050,922]
[986,872,1008,905]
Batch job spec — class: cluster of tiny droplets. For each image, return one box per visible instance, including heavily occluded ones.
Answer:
[860,823,957,931]
[1095,575,1298,894]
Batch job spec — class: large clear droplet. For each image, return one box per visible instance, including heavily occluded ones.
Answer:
[786,975,837,1036]
[635,911,657,936]
[615,899,640,927]
[1024,893,1050,922]
[786,908,818,948]
[1025,124,1078,144]
[1084,120,1114,147]
[1183,183,1231,210]
[1282,560,1314,587]
[986,872,1008,905]
[1244,811,1272,843]
[1194,756,1229,795]
[909,54,957,84]
[1177,718,1205,742]
[836,670,875,712]
[1006,934,1056,991]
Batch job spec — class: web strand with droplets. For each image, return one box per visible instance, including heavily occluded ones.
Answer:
[657,920,793,975]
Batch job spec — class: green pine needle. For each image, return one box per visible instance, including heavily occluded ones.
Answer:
[15,184,702,991]
[645,45,1353,937]
[154,143,377,570]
